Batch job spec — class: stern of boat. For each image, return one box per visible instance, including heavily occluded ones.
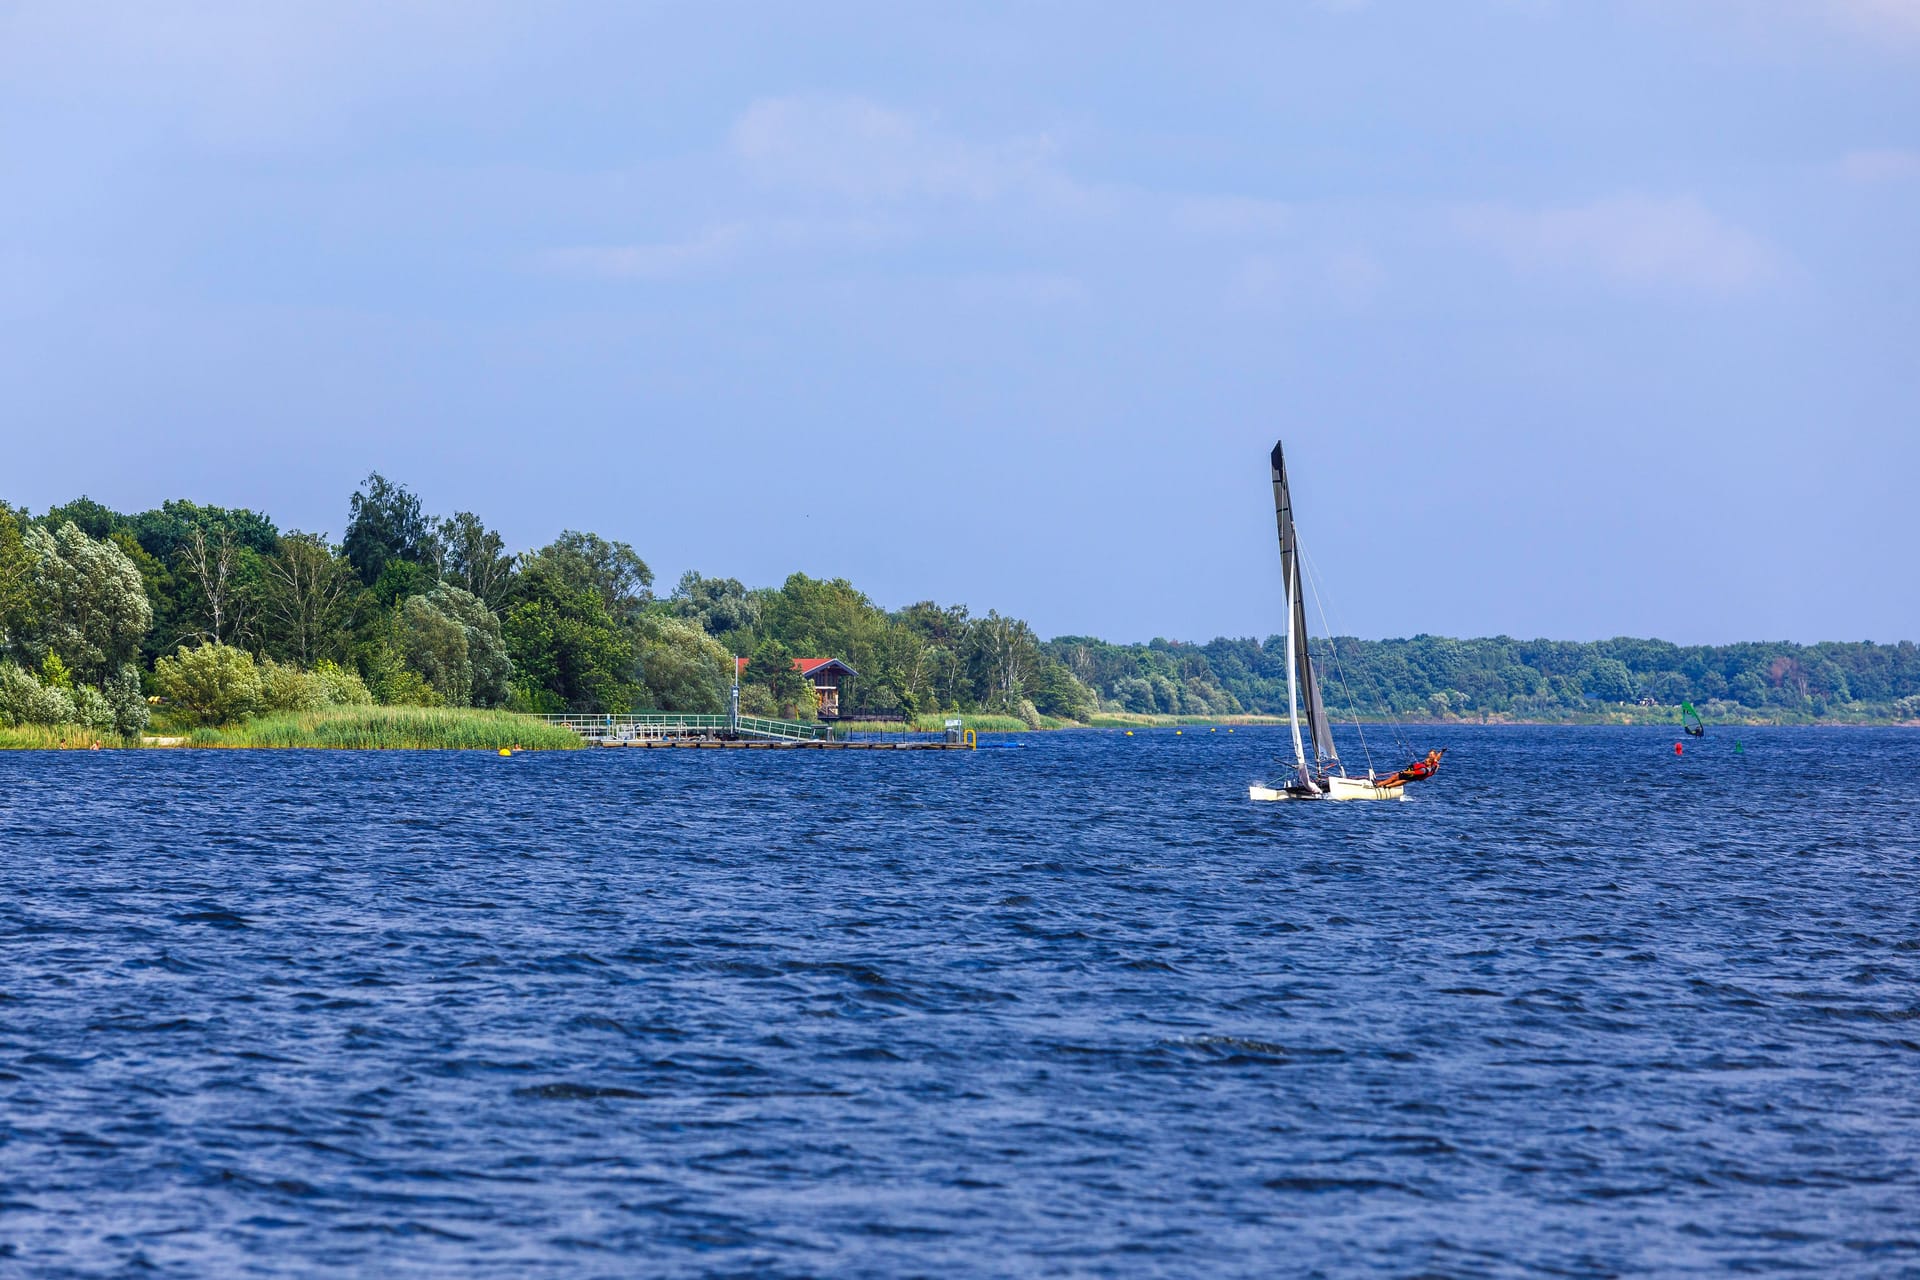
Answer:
[1325,774,1406,801]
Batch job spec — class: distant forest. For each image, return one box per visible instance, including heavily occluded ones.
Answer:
[3,475,1916,731]
[1049,634,1920,724]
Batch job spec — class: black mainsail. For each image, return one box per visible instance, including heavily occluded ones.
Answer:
[1269,441,1339,782]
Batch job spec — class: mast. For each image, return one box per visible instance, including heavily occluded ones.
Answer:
[1270,441,1340,781]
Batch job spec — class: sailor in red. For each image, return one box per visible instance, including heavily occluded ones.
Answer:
[1376,749,1444,788]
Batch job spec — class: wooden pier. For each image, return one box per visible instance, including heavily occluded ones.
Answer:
[530,712,976,750]
[599,737,967,750]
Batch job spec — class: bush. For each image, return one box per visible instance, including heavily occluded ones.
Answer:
[0,663,76,726]
[259,657,331,713]
[311,660,373,706]
[253,657,376,716]
[69,683,114,730]
[104,664,149,735]
[737,682,777,717]
[154,642,263,726]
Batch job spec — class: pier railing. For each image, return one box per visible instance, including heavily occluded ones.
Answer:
[529,712,830,743]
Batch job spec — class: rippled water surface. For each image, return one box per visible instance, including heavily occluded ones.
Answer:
[3,727,1918,1276]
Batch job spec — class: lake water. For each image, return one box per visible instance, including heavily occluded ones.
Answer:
[2,727,1917,1277]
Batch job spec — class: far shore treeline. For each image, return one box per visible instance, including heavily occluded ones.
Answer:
[2,475,1917,738]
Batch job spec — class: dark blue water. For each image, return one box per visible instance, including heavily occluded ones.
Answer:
[3,727,1917,1277]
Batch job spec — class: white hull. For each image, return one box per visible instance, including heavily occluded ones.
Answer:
[1249,775,1406,802]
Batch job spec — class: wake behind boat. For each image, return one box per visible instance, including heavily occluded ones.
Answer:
[1250,440,1445,802]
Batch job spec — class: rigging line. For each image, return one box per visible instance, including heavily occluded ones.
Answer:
[1299,543,1413,759]
[1297,538,1373,774]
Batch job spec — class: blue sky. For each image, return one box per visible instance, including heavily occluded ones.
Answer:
[2,2,1915,644]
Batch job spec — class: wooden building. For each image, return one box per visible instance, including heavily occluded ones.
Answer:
[734,656,859,719]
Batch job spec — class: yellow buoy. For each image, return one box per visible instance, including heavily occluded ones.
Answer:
[1175,730,1182,736]
[499,748,512,757]
[1125,730,1133,736]
[1210,727,1217,733]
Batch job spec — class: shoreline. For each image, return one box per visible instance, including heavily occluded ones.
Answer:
[5,709,1913,752]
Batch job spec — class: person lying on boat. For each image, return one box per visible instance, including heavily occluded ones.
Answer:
[1375,749,1444,788]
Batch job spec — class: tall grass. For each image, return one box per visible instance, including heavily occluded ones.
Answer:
[188,706,583,750]
[1085,712,1289,729]
[0,724,141,749]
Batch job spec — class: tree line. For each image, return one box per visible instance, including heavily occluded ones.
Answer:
[3,476,1916,731]
[1046,633,1920,723]
[0,476,1096,729]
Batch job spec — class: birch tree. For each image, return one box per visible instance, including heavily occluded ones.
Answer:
[261,532,351,665]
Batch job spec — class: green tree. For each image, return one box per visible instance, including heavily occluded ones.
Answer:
[394,585,512,708]
[176,523,259,646]
[439,512,516,610]
[419,584,512,707]
[502,558,638,711]
[967,611,1043,714]
[1579,656,1636,704]
[747,636,812,717]
[0,506,30,650]
[154,642,263,726]
[670,571,760,640]
[343,473,434,586]
[116,499,275,656]
[525,531,653,625]
[369,556,433,606]
[41,496,122,540]
[633,615,732,712]
[401,595,472,707]
[763,573,887,678]
[21,521,153,685]
[260,531,352,665]
[1032,658,1096,721]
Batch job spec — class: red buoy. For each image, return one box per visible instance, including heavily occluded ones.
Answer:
[1674,742,1683,755]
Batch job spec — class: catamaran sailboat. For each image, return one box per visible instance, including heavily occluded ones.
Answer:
[1249,441,1444,802]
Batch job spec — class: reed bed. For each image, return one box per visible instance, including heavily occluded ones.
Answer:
[0,724,141,749]
[1085,712,1289,729]
[187,706,583,750]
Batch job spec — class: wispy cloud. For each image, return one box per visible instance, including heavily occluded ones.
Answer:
[1230,246,1387,310]
[951,272,1087,306]
[538,216,902,280]
[544,95,1307,283]
[1454,195,1778,292]
[540,223,748,279]
[1173,195,1292,237]
[729,95,1090,209]
[1838,147,1920,182]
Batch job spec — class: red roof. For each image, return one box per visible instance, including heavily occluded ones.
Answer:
[734,656,858,677]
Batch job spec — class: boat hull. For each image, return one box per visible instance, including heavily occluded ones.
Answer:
[1249,776,1406,802]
